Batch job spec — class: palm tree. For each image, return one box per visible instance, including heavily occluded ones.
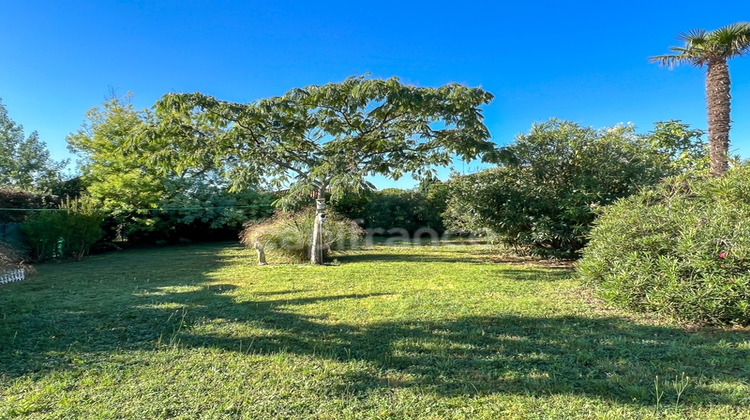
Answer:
[651,22,750,176]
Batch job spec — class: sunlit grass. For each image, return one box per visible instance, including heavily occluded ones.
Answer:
[1,242,748,419]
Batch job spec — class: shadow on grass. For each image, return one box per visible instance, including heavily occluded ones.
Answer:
[337,245,573,269]
[336,252,572,270]
[175,304,749,406]
[336,252,487,264]
[1,243,748,408]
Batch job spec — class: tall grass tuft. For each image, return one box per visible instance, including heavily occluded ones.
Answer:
[240,208,363,263]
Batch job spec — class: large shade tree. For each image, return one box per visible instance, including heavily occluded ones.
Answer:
[68,95,163,212]
[650,22,750,177]
[135,76,495,263]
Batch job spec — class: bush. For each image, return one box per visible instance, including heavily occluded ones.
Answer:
[445,119,706,257]
[330,182,448,235]
[240,208,363,263]
[22,196,105,261]
[578,167,750,325]
[150,187,276,243]
[364,188,444,234]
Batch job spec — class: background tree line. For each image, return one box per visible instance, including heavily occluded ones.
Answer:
[0,89,710,262]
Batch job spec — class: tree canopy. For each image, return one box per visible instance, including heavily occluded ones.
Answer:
[136,76,495,205]
[0,99,67,192]
[67,94,163,211]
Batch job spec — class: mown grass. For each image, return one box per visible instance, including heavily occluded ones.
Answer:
[1,242,749,419]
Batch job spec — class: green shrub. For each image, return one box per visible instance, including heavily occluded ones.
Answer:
[153,187,275,243]
[240,208,363,263]
[22,196,105,261]
[331,181,448,235]
[364,188,445,234]
[445,119,706,257]
[578,167,750,325]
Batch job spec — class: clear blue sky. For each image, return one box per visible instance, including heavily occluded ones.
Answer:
[1,1,749,188]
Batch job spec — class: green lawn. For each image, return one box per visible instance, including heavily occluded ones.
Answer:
[1,242,749,419]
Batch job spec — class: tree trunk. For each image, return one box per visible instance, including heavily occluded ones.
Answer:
[254,241,267,265]
[706,59,732,177]
[310,187,326,265]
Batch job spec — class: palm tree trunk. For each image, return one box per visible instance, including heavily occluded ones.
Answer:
[706,59,732,176]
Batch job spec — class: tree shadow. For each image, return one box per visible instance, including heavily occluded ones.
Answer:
[132,282,750,406]
[1,243,748,409]
[336,252,482,264]
[172,297,749,406]
[337,245,573,269]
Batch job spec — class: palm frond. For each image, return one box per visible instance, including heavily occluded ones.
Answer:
[710,22,750,58]
[654,22,750,68]
[677,28,707,44]
[648,54,692,69]
[712,21,750,37]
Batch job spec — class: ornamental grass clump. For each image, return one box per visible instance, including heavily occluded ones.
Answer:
[240,208,363,263]
[578,166,750,325]
[0,241,26,271]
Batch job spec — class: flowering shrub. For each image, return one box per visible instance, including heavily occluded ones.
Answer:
[578,167,750,325]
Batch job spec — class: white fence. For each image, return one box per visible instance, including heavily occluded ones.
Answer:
[0,268,25,285]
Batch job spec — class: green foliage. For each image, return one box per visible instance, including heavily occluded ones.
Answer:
[415,175,451,232]
[647,120,708,174]
[578,166,750,325]
[240,209,363,262]
[21,196,105,261]
[0,99,67,192]
[176,187,272,230]
[329,187,371,222]
[651,22,750,176]
[329,179,449,235]
[445,119,707,257]
[68,94,272,244]
[362,189,419,233]
[139,75,495,204]
[48,176,88,201]
[137,76,493,263]
[362,187,446,234]
[158,185,275,242]
[650,22,750,68]
[67,93,167,240]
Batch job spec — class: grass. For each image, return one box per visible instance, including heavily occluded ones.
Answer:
[1,242,749,419]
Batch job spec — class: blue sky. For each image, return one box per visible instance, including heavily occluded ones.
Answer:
[1,0,749,188]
